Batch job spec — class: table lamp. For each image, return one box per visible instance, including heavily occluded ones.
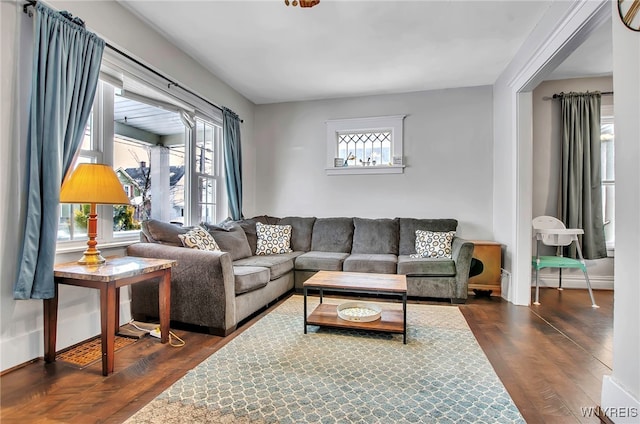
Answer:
[59,163,131,265]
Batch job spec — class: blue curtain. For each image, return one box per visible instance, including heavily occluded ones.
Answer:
[222,108,243,220]
[14,4,105,299]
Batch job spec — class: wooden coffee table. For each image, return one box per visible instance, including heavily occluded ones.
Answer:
[303,271,408,343]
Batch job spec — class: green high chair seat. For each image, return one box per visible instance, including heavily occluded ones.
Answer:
[532,255,587,272]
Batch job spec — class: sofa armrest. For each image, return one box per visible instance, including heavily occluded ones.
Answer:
[126,243,237,333]
[451,237,475,300]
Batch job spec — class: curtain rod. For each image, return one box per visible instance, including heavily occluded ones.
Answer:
[104,44,243,123]
[22,0,243,123]
[542,91,614,101]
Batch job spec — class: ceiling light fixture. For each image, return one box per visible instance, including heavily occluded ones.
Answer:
[284,0,320,8]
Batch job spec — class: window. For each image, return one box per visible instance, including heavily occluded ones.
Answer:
[338,132,391,167]
[601,110,614,250]
[57,52,225,249]
[190,118,223,224]
[57,95,102,243]
[325,115,405,175]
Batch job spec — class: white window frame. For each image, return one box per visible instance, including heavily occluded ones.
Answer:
[325,115,406,175]
[56,81,141,254]
[601,105,614,254]
[185,115,224,226]
[56,49,227,253]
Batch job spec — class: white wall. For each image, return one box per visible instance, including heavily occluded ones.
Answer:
[601,3,640,419]
[532,77,614,289]
[0,0,255,372]
[253,86,494,240]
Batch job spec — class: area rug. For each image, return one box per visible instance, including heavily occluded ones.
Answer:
[125,295,524,423]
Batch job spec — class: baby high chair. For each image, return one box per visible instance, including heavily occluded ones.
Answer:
[531,216,598,308]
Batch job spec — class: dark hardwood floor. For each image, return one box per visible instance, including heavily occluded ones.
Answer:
[460,288,613,424]
[0,288,613,424]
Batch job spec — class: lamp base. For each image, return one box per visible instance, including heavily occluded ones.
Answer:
[77,250,106,265]
[77,205,106,265]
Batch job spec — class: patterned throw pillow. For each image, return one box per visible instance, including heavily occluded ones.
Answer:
[178,226,221,251]
[409,230,455,259]
[255,222,293,255]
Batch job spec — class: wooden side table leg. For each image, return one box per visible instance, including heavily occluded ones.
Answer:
[43,283,59,363]
[115,286,120,335]
[158,269,171,344]
[100,284,117,376]
[402,292,407,345]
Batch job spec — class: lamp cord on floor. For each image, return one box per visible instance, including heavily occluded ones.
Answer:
[128,320,185,347]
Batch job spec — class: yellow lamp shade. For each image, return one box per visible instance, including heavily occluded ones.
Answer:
[60,163,130,205]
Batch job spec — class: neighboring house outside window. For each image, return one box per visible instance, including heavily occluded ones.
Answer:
[57,70,223,249]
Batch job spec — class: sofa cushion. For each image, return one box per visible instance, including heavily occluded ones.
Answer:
[410,230,455,259]
[343,253,398,274]
[233,266,270,295]
[178,226,221,251]
[310,217,354,253]
[397,255,456,276]
[231,218,259,255]
[255,223,293,255]
[398,218,458,255]
[279,216,316,252]
[252,215,281,225]
[203,222,252,261]
[233,252,300,280]
[351,218,399,255]
[141,219,191,247]
[295,251,350,271]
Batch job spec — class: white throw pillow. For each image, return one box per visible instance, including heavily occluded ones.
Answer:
[409,230,455,259]
[255,222,293,255]
[178,226,221,251]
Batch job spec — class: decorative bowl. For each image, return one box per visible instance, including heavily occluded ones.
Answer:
[337,302,382,322]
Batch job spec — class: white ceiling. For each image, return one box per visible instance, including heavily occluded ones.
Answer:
[118,0,612,105]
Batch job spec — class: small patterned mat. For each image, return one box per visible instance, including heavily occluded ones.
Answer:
[56,335,138,368]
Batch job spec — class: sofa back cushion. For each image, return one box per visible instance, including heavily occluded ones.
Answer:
[141,219,191,247]
[310,217,354,253]
[228,218,258,254]
[252,215,281,225]
[203,222,252,260]
[279,216,316,252]
[398,218,458,255]
[351,218,399,254]
[225,215,279,255]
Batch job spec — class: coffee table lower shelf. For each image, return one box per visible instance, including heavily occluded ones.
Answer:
[306,303,405,333]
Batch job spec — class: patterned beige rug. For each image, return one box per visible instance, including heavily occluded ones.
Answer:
[125,295,524,423]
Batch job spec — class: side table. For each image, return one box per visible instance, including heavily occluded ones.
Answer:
[468,240,502,297]
[45,256,175,376]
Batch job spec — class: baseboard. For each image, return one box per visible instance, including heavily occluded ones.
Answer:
[532,273,614,290]
[600,375,640,423]
[0,299,132,373]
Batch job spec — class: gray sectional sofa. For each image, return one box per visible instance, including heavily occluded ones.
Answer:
[126,216,474,335]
